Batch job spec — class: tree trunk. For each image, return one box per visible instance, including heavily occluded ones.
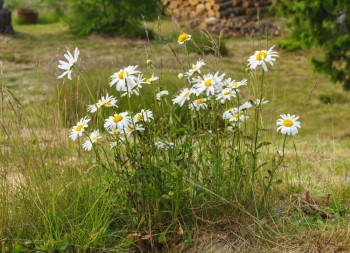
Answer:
[0,8,14,34]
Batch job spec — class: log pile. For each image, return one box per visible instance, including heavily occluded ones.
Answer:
[197,16,280,37]
[163,0,280,37]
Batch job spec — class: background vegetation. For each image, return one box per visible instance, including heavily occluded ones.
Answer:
[276,0,350,90]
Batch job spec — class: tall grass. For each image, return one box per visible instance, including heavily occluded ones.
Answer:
[1,21,349,252]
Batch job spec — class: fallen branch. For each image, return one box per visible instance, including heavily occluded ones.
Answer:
[302,191,334,219]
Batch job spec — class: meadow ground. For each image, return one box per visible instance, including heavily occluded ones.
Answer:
[1,20,350,252]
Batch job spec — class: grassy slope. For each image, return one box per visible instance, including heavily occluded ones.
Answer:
[1,20,350,251]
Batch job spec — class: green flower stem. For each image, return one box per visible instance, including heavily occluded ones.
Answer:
[252,69,265,176]
[73,67,96,105]
[260,134,288,210]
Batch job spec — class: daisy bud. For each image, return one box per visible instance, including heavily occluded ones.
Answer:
[178,73,184,79]
[147,59,153,67]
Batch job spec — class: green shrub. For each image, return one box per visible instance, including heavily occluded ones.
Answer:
[275,0,350,90]
[65,0,161,37]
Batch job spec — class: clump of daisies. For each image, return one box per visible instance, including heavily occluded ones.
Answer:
[59,43,301,216]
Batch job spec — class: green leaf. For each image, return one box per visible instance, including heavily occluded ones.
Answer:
[330,198,340,213]
[12,242,26,253]
[158,233,166,243]
[257,142,271,149]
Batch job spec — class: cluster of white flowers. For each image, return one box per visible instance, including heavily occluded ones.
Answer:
[58,50,160,151]
[171,59,262,127]
[58,42,301,153]
[171,61,253,114]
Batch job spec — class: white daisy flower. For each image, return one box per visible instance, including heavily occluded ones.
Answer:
[58,47,79,80]
[255,98,269,106]
[186,59,205,77]
[126,124,145,137]
[121,74,144,97]
[156,90,169,101]
[143,74,159,84]
[227,126,234,132]
[178,33,191,44]
[154,141,175,150]
[223,108,248,122]
[276,114,301,136]
[223,107,235,120]
[110,141,118,148]
[101,93,118,108]
[192,72,225,96]
[225,78,247,90]
[230,112,249,122]
[172,88,192,107]
[134,109,154,123]
[247,45,279,72]
[189,98,208,111]
[216,88,236,101]
[82,130,102,151]
[69,116,90,141]
[104,112,131,132]
[87,100,103,113]
[108,128,122,136]
[240,98,269,110]
[110,65,140,92]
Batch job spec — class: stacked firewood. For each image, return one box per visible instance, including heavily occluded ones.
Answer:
[164,0,273,19]
[196,16,280,37]
[163,0,279,37]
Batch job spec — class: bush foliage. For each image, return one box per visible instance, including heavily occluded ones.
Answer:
[276,0,350,90]
[66,0,161,37]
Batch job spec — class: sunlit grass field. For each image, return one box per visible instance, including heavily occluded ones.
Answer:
[1,20,350,252]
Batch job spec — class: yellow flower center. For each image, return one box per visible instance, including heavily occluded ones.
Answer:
[114,129,120,135]
[204,79,212,87]
[104,101,112,107]
[256,51,267,61]
[283,119,293,127]
[91,136,97,141]
[233,114,240,119]
[75,124,84,132]
[113,114,123,123]
[197,98,205,104]
[192,65,197,70]
[223,91,230,96]
[146,77,152,83]
[136,114,143,121]
[178,33,190,43]
[96,102,101,107]
[230,83,238,89]
[184,92,190,98]
[118,70,129,79]
[128,125,135,132]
